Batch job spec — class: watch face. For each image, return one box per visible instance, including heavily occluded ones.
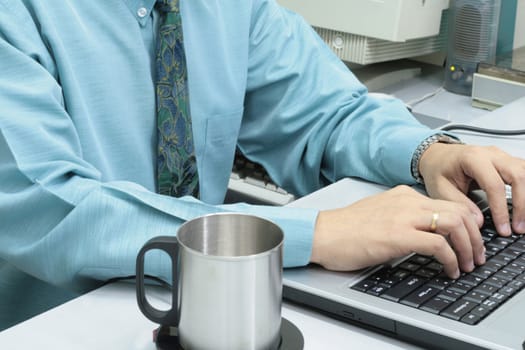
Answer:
[437,134,463,144]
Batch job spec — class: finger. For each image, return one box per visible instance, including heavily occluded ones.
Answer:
[427,178,484,228]
[495,157,525,233]
[436,197,485,266]
[460,205,486,267]
[436,209,486,270]
[464,157,510,236]
[416,197,485,266]
[397,230,459,279]
[511,183,525,233]
[417,209,475,272]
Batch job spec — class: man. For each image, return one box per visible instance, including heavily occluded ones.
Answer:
[0,0,523,331]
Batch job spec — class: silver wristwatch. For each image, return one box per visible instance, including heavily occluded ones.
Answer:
[411,134,463,184]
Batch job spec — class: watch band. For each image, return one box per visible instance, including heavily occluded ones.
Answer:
[411,134,464,184]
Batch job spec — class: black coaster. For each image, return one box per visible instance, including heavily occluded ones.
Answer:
[154,317,304,350]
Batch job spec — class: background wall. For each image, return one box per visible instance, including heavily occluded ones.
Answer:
[515,0,525,48]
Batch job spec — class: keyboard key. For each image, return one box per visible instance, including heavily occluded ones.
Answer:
[516,272,525,282]
[368,269,401,287]
[400,286,441,308]
[498,285,518,297]
[506,261,525,274]
[276,187,289,195]
[426,275,454,290]
[420,296,453,314]
[510,241,525,253]
[380,276,424,302]
[475,282,498,295]
[485,276,507,289]
[470,305,491,318]
[493,269,518,282]
[378,277,402,287]
[408,255,432,265]
[245,176,266,188]
[507,280,525,290]
[482,260,504,272]
[367,267,407,287]
[425,262,443,272]
[448,281,474,294]
[501,248,522,259]
[489,238,514,251]
[461,313,481,325]
[391,269,412,281]
[457,274,484,287]
[368,268,391,283]
[481,228,497,241]
[415,268,439,279]
[485,243,504,256]
[352,279,376,292]
[480,299,498,309]
[490,254,513,266]
[398,262,420,272]
[488,292,508,304]
[366,285,389,296]
[438,289,464,302]
[471,266,496,279]
[441,300,477,321]
[463,290,489,304]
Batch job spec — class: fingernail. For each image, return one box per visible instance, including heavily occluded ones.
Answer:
[453,269,460,280]
[478,248,486,265]
[515,220,525,233]
[498,223,511,236]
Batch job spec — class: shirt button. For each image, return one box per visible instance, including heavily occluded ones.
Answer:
[137,7,148,18]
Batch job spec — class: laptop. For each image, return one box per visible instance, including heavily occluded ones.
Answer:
[283,98,525,350]
[284,179,524,350]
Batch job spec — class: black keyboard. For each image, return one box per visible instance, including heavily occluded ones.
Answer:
[352,203,525,325]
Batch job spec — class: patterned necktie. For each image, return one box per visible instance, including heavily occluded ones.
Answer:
[155,0,199,197]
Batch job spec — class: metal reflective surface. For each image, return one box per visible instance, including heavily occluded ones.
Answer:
[177,213,283,350]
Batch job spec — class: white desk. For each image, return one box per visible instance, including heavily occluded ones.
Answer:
[355,60,491,125]
[1,100,523,349]
[0,281,419,349]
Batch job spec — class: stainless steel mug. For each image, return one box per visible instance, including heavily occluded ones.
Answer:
[136,213,284,350]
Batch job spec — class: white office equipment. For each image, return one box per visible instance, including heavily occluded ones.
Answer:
[471,46,525,109]
[277,0,449,65]
[226,151,296,206]
[472,72,525,110]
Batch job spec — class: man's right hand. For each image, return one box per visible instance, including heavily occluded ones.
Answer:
[310,185,486,279]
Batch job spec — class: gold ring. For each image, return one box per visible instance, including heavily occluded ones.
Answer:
[430,212,439,232]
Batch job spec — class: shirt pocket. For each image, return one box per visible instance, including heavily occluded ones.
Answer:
[198,108,243,203]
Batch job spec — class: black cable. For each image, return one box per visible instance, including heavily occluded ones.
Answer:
[441,124,525,136]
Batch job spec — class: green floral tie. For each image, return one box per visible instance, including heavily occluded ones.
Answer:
[155,0,199,197]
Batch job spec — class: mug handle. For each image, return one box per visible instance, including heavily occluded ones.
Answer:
[136,236,180,327]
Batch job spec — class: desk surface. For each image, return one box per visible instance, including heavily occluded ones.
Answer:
[355,59,491,125]
[0,282,419,349]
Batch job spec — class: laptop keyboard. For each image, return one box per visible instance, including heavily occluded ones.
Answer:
[352,203,525,325]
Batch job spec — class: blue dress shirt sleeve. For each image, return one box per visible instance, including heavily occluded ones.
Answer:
[240,1,437,195]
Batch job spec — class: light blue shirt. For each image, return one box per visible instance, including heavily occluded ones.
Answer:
[0,0,436,329]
